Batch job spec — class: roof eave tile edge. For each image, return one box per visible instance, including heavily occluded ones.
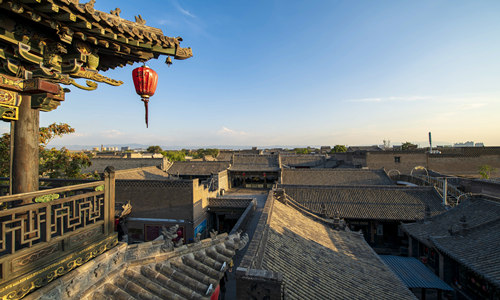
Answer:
[238,191,276,270]
[430,237,500,289]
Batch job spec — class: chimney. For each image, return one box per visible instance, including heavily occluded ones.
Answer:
[424,205,431,221]
[428,132,432,152]
[459,215,468,231]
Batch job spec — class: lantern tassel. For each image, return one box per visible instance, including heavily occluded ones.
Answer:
[142,98,149,128]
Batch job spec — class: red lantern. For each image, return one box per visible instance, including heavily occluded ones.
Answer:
[132,65,158,127]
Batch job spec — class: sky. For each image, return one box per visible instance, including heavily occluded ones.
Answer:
[2,0,500,148]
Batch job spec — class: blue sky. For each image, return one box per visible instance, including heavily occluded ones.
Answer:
[2,0,500,148]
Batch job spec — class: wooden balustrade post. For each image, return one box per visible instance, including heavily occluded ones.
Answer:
[104,166,115,235]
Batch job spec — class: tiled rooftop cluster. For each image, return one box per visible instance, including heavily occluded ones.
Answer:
[115,166,170,180]
[279,154,336,168]
[165,161,230,176]
[403,195,500,289]
[208,197,254,208]
[241,193,416,299]
[32,233,248,300]
[281,168,395,186]
[281,185,445,221]
[229,154,280,171]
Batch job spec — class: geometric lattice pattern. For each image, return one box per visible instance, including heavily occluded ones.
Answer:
[0,192,104,257]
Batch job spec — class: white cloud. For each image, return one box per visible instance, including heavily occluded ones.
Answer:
[458,102,487,110]
[217,127,247,136]
[347,96,431,103]
[170,0,196,18]
[101,129,124,138]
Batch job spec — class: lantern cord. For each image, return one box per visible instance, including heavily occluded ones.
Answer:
[142,98,149,128]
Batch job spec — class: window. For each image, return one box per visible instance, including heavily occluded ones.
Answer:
[394,156,401,163]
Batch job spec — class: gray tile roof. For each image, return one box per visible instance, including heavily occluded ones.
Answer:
[89,233,248,300]
[115,166,171,180]
[216,151,233,161]
[347,146,383,152]
[430,219,500,289]
[260,199,416,299]
[208,198,253,208]
[229,154,280,172]
[279,154,328,167]
[280,185,446,221]
[402,195,500,242]
[166,161,230,176]
[401,195,500,288]
[83,158,164,173]
[281,168,395,186]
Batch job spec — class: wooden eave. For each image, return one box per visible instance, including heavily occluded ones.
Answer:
[3,0,192,70]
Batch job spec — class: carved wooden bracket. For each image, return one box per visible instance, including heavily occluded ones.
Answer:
[0,74,65,120]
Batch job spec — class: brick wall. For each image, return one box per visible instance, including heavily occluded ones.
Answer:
[192,180,218,240]
[218,170,229,191]
[365,151,500,177]
[428,155,500,177]
[236,268,283,300]
[116,180,194,241]
[366,152,428,174]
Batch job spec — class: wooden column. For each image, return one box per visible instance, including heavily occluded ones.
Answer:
[104,166,116,235]
[12,95,39,194]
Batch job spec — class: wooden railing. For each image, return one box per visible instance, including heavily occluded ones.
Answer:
[0,167,117,300]
[391,174,468,206]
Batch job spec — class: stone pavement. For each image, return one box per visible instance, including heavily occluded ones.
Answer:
[219,189,269,300]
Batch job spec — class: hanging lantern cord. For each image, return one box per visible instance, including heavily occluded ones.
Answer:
[142,97,149,128]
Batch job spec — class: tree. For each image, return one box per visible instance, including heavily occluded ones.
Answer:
[147,145,163,153]
[192,148,220,159]
[331,145,347,153]
[0,123,96,179]
[40,148,94,178]
[0,133,10,177]
[294,148,311,154]
[479,165,496,179]
[161,150,186,162]
[401,142,417,151]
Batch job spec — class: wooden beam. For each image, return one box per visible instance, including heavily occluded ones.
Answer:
[23,78,60,94]
[36,3,59,13]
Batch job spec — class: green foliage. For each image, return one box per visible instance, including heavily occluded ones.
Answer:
[331,145,347,153]
[479,165,496,179]
[39,123,74,146]
[192,148,220,159]
[401,142,417,151]
[161,150,186,162]
[293,148,311,154]
[0,123,97,179]
[0,133,10,177]
[40,147,94,178]
[35,193,60,203]
[95,185,104,192]
[147,145,163,153]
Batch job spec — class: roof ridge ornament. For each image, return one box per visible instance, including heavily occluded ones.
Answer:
[110,7,121,17]
[135,14,146,25]
[84,0,95,10]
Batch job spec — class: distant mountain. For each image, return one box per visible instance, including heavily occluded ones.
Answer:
[48,144,327,151]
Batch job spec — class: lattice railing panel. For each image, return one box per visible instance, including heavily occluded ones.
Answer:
[50,193,104,238]
[0,182,105,257]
